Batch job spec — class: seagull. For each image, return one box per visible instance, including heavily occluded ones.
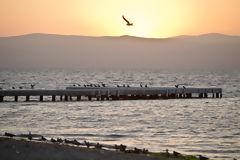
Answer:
[122,15,133,26]
[30,84,35,89]
[28,132,32,140]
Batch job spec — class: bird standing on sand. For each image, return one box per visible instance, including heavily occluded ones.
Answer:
[166,149,170,157]
[28,132,32,140]
[199,155,209,160]
[122,15,133,26]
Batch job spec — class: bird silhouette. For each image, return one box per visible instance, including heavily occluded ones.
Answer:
[122,15,133,26]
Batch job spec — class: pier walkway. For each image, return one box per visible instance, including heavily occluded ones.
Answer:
[0,87,222,102]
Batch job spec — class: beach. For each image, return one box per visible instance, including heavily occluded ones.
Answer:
[0,137,186,160]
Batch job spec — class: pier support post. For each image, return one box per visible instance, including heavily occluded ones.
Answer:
[101,96,105,101]
[88,96,92,101]
[14,96,18,102]
[65,95,68,101]
[186,93,192,98]
[60,96,63,101]
[77,96,81,101]
[70,96,72,101]
[26,96,30,102]
[0,96,3,102]
[204,93,208,98]
[212,93,215,98]
[199,93,203,98]
[220,93,222,98]
[52,95,56,102]
[40,95,43,102]
[216,93,219,98]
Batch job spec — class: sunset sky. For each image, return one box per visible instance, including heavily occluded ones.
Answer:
[0,0,240,38]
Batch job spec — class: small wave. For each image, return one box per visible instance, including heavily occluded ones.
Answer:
[44,133,128,138]
[20,103,38,106]
[185,149,240,154]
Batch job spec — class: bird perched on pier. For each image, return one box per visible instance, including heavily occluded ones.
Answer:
[175,85,179,88]
[183,86,186,89]
[12,87,15,89]
[117,85,120,87]
[19,86,23,89]
[145,84,148,88]
[140,83,143,87]
[127,84,130,87]
[30,84,35,89]
[122,15,133,26]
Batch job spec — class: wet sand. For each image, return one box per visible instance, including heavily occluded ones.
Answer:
[0,137,181,160]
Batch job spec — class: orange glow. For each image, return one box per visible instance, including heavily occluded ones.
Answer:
[0,0,240,38]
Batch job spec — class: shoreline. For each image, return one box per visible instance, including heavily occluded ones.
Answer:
[0,137,201,160]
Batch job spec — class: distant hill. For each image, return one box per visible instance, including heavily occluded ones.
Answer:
[0,33,239,69]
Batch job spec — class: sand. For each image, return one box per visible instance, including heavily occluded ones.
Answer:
[0,137,181,160]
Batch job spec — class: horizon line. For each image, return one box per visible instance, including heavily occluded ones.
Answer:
[0,32,239,39]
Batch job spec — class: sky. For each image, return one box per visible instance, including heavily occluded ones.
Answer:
[0,0,240,38]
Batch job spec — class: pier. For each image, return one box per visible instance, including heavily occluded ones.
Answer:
[0,87,222,102]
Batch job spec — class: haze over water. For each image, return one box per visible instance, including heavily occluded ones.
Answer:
[0,69,239,160]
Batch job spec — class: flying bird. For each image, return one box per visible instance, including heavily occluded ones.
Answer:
[122,15,133,26]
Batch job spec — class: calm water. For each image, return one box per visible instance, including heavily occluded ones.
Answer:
[0,69,239,160]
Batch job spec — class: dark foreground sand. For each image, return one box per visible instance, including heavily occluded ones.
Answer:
[0,137,181,160]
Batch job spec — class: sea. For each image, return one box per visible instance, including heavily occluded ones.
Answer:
[0,69,239,160]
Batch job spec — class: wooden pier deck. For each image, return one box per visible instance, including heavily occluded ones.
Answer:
[0,87,222,102]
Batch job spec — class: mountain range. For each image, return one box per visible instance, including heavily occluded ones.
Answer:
[0,33,239,69]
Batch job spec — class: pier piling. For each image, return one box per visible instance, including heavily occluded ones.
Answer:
[26,96,30,102]
[14,96,18,102]
[40,96,43,102]
[0,96,3,102]
[77,96,81,101]
[52,95,56,101]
